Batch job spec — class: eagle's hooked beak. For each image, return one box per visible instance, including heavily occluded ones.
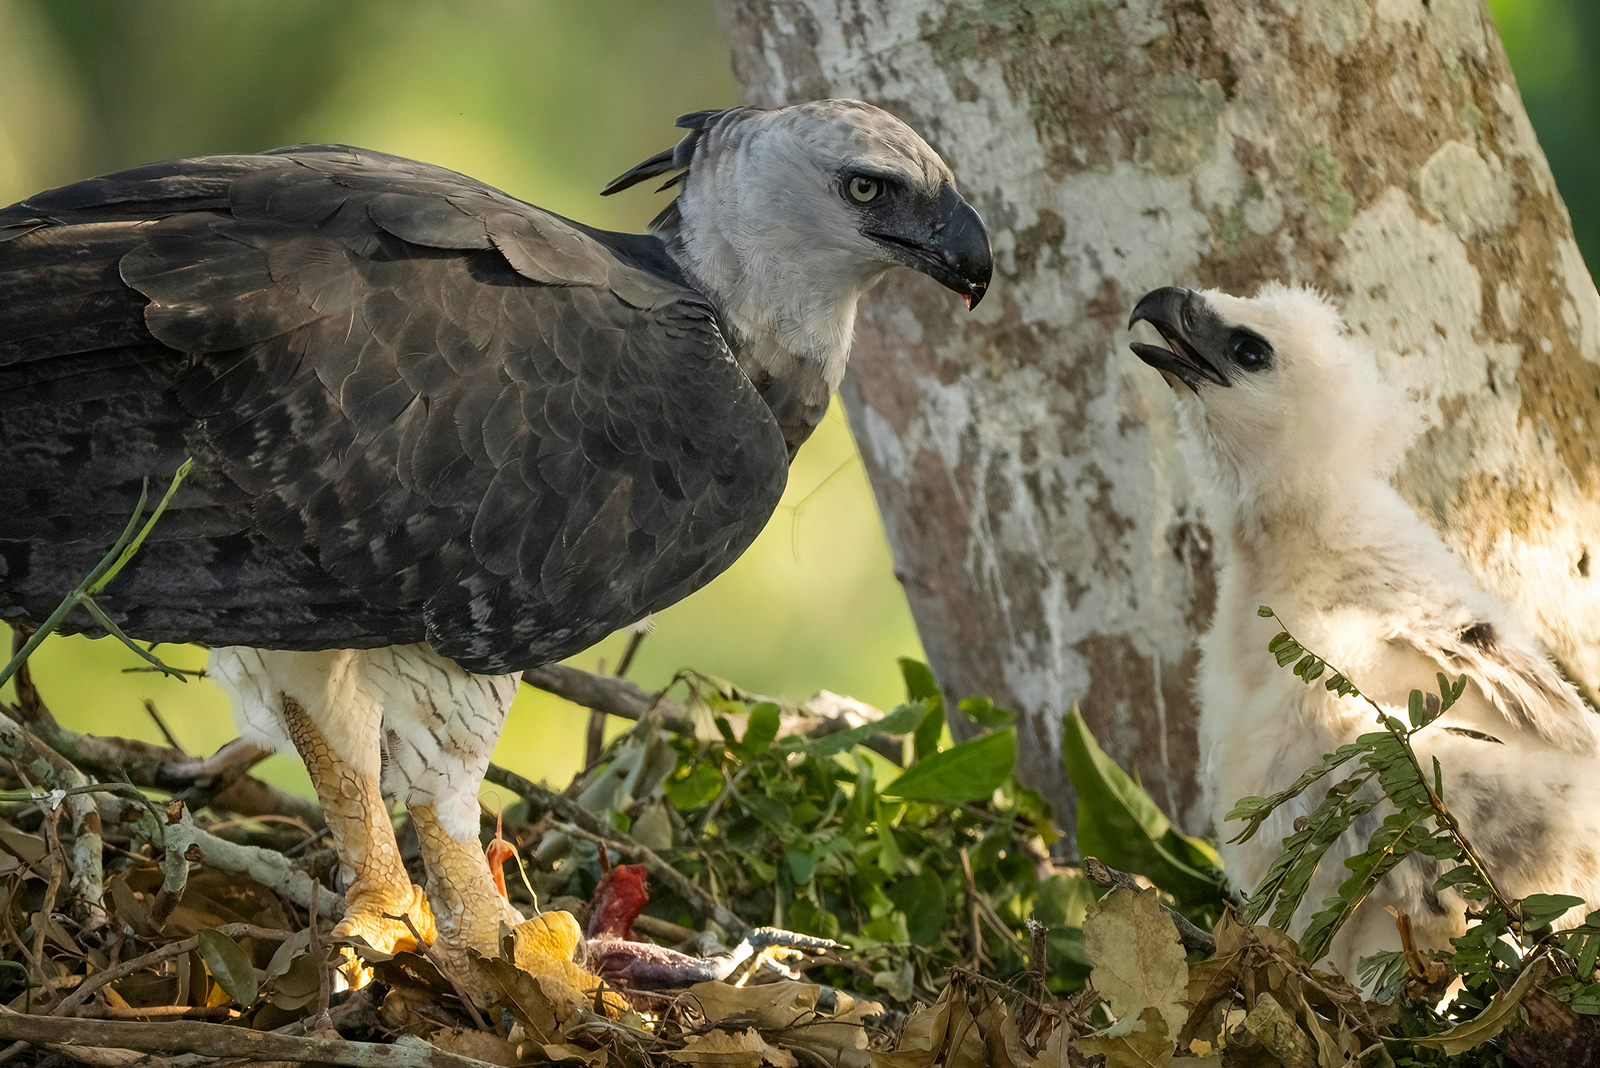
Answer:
[865,185,992,310]
[1127,286,1231,391]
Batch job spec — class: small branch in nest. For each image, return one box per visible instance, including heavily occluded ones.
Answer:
[959,847,987,969]
[383,912,488,1033]
[34,806,66,1001]
[1083,857,1216,955]
[74,1006,238,1021]
[0,1007,509,1067]
[1021,918,1048,1029]
[0,702,321,832]
[484,761,748,937]
[190,822,339,917]
[0,705,107,929]
[522,664,905,761]
[150,801,196,930]
[521,664,696,735]
[141,700,185,755]
[6,631,56,735]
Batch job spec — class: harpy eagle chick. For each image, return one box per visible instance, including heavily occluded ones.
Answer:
[1128,283,1600,978]
[0,101,990,981]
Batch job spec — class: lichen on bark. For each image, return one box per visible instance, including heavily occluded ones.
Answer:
[719,0,1600,844]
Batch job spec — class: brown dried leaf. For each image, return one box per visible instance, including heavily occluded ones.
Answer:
[1241,994,1314,1068]
[1084,888,1189,1043]
[1409,957,1547,1056]
[107,875,157,939]
[430,1026,523,1066]
[0,827,47,870]
[692,978,879,1066]
[873,983,987,1068]
[1028,1022,1073,1068]
[1076,1006,1175,1068]
[668,1028,799,1067]
[469,952,563,1044]
[542,1042,611,1066]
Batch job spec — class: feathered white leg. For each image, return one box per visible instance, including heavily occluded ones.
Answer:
[210,648,434,957]
[368,645,523,970]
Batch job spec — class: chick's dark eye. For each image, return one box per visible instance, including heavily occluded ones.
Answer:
[1228,332,1273,370]
[848,176,881,203]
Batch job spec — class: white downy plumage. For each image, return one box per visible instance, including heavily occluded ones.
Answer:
[1130,282,1600,980]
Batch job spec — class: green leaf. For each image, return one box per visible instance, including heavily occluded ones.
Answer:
[1243,773,1380,928]
[913,701,945,762]
[1408,689,1428,729]
[786,846,817,885]
[898,657,942,705]
[1257,605,1275,617]
[1061,706,1224,907]
[742,702,780,754]
[1299,808,1432,963]
[665,763,723,809]
[1033,873,1096,929]
[1225,739,1373,845]
[882,728,1016,804]
[887,867,946,945]
[1580,933,1600,979]
[874,798,905,875]
[737,793,788,827]
[957,695,1014,727]
[794,701,925,757]
[197,929,258,1006]
[1522,894,1587,930]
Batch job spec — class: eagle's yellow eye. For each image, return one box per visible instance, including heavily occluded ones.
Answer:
[849,176,881,203]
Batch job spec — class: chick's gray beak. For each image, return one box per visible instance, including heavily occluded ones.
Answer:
[1127,286,1230,390]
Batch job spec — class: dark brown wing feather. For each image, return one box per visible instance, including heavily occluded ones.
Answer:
[0,146,786,673]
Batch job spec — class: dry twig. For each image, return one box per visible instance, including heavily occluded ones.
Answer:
[1083,857,1216,954]
[0,1008,508,1068]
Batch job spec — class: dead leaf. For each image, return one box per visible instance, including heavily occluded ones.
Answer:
[1076,1006,1175,1068]
[873,982,986,1068]
[469,953,563,1044]
[1028,1022,1073,1068]
[107,875,157,939]
[1084,887,1189,1043]
[429,1027,522,1066]
[693,979,877,1066]
[542,1042,611,1066]
[1241,994,1313,1068]
[1409,957,1547,1056]
[668,1028,799,1067]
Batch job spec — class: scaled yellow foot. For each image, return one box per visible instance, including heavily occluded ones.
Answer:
[510,910,626,1016]
[332,881,437,953]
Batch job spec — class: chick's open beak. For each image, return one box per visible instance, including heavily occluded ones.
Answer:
[1127,286,1230,390]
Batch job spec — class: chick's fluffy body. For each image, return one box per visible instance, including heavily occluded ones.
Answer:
[1179,285,1600,977]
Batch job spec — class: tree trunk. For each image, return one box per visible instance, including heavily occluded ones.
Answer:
[717,0,1600,846]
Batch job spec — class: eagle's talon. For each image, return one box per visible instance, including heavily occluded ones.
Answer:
[331,883,437,959]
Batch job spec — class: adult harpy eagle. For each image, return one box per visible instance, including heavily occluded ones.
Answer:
[1129,284,1600,979]
[0,101,991,973]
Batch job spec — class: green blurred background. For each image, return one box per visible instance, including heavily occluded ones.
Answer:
[0,0,1593,797]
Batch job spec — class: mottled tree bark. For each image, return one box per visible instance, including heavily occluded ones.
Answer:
[718,0,1600,844]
